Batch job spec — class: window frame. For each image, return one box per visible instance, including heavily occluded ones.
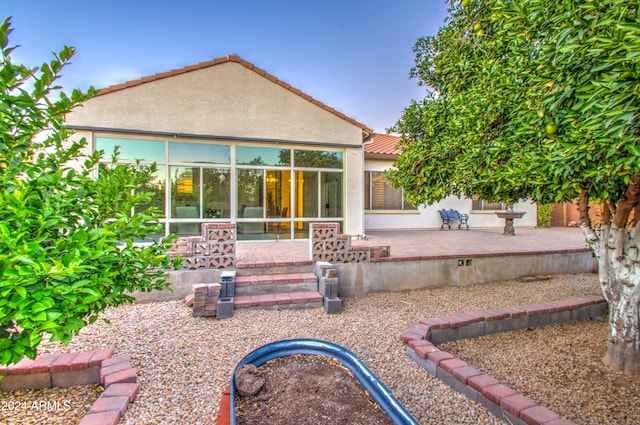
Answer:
[363,170,416,212]
[95,135,347,238]
[471,197,507,212]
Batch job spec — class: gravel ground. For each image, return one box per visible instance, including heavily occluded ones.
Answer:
[441,321,640,425]
[0,385,102,424]
[2,272,629,425]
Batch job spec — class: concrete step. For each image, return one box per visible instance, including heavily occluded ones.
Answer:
[234,272,318,296]
[234,291,324,310]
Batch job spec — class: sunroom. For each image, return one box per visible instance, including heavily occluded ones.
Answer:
[65,55,372,240]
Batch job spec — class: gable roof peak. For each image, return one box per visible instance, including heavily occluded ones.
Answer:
[96,54,372,136]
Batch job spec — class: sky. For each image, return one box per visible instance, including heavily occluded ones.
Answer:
[3,0,450,133]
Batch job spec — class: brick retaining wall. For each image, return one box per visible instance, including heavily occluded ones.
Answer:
[401,295,607,425]
[0,348,138,425]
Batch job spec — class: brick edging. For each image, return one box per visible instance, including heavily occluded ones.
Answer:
[217,385,231,425]
[0,348,139,425]
[400,295,607,425]
[371,247,591,263]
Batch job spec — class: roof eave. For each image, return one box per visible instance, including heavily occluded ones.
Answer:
[364,153,399,161]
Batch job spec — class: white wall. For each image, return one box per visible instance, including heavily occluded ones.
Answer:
[344,146,364,235]
[364,159,538,231]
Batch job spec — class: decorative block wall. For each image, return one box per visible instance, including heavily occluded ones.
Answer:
[310,223,369,263]
[171,223,236,270]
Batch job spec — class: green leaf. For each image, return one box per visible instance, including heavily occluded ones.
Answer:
[15,286,26,298]
[617,23,640,32]
[31,302,47,314]
[31,311,47,322]
[14,255,37,267]
[39,321,60,331]
[64,317,86,331]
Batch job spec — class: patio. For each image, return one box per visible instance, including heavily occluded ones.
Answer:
[235,226,590,265]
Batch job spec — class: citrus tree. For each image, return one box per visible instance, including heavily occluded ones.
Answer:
[0,18,181,366]
[388,0,640,373]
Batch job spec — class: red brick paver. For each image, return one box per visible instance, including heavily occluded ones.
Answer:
[103,368,137,387]
[88,396,130,415]
[501,393,537,418]
[439,358,468,374]
[521,405,562,425]
[78,411,121,425]
[467,374,500,392]
[450,365,483,384]
[482,383,517,405]
[89,348,115,367]
[235,227,588,265]
[101,383,141,402]
[427,351,455,366]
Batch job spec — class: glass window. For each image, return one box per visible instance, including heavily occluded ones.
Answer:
[364,171,416,211]
[95,136,347,239]
[169,142,230,164]
[372,172,401,209]
[171,167,201,218]
[266,170,291,218]
[203,168,231,218]
[97,163,166,216]
[295,171,318,218]
[294,149,343,169]
[97,137,165,162]
[236,146,290,166]
[364,172,371,210]
[168,222,200,236]
[321,172,343,218]
[237,169,264,217]
[472,198,506,211]
[136,165,166,215]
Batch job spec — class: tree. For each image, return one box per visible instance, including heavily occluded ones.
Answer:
[388,0,640,373]
[0,18,181,366]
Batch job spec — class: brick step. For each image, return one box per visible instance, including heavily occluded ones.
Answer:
[234,272,318,296]
[235,261,314,277]
[234,291,324,310]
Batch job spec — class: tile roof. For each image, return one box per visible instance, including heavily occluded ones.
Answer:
[96,54,372,137]
[364,133,401,159]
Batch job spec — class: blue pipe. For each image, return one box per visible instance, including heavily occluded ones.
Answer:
[230,338,418,425]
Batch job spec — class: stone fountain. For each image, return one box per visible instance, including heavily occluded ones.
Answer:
[495,204,526,236]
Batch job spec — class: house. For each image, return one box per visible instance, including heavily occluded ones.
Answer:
[65,55,372,240]
[65,54,536,240]
[363,133,538,230]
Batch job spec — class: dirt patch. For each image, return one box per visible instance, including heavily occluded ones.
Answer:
[234,355,393,425]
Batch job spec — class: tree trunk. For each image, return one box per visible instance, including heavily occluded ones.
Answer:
[583,223,640,374]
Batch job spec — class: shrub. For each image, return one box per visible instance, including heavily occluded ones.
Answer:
[537,204,553,228]
[0,18,181,366]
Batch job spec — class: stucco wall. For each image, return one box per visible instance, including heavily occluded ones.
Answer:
[66,61,364,147]
[344,146,364,235]
[364,159,538,231]
[334,250,594,297]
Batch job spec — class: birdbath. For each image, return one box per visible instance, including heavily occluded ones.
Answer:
[495,211,526,236]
